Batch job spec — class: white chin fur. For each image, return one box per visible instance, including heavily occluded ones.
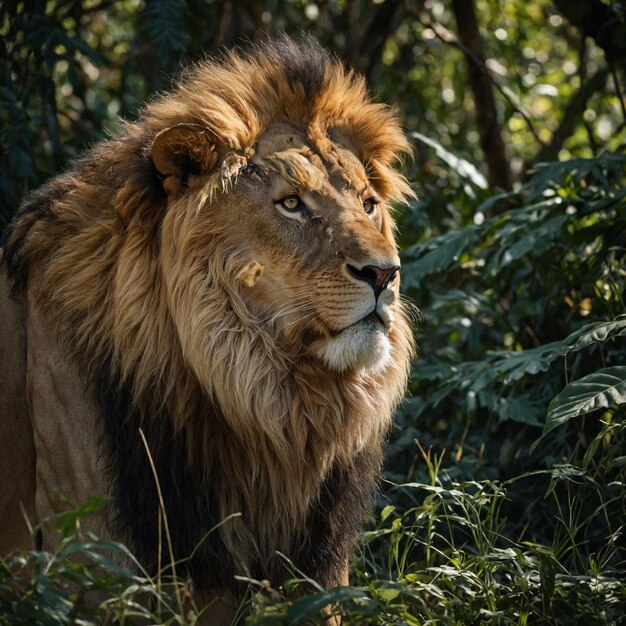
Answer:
[316,321,391,373]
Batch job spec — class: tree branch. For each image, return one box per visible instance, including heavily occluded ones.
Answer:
[452,0,512,190]
[424,17,546,149]
[356,0,416,80]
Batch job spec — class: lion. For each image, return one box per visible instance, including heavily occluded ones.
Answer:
[0,36,414,621]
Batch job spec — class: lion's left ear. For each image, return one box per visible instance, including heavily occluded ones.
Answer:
[151,123,218,196]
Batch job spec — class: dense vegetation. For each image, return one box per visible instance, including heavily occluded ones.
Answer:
[1,1,625,624]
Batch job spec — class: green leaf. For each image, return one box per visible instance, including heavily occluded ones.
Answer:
[497,394,544,426]
[488,316,626,385]
[375,586,401,601]
[53,496,110,538]
[499,215,567,267]
[286,587,368,622]
[410,131,489,189]
[380,505,395,522]
[545,366,626,434]
[571,316,626,350]
[402,228,479,283]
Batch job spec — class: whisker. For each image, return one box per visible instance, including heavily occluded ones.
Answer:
[256,302,316,333]
[267,283,317,296]
[398,297,422,325]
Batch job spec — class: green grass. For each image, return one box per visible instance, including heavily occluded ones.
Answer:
[2,429,625,626]
[245,437,626,625]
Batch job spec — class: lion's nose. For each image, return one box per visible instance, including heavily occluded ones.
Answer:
[347,263,400,298]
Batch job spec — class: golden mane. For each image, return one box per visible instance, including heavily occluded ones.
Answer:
[2,36,414,609]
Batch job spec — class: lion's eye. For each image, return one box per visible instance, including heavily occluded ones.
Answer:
[363,197,378,216]
[275,194,306,221]
[279,194,301,211]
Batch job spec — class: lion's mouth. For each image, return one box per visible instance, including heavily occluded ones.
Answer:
[312,311,392,372]
[328,311,386,338]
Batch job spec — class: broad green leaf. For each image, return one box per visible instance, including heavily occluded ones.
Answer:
[475,190,518,215]
[526,153,626,201]
[608,455,626,469]
[402,228,479,283]
[545,366,626,434]
[497,394,544,426]
[571,316,626,350]
[499,215,567,267]
[376,586,401,601]
[487,316,626,384]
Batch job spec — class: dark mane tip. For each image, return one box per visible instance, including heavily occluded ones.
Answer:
[256,34,332,97]
[1,179,63,295]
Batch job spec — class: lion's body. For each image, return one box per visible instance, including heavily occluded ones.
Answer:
[0,37,414,619]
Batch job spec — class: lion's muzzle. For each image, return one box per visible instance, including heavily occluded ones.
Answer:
[346,263,400,299]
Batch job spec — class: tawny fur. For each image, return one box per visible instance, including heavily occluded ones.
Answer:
[1,36,415,611]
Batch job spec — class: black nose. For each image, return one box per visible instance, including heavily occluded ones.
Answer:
[347,264,400,298]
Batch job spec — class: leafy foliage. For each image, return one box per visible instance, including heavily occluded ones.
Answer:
[0,498,198,625]
[546,365,626,433]
[247,466,626,625]
[375,145,625,624]
[2,1,625,220]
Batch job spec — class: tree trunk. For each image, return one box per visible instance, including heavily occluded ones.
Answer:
[452,0,512,190]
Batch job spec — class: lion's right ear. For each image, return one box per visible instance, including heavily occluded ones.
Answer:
[151,123,218,196]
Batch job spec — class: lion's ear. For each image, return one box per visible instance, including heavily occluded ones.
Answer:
[151,123,218,196]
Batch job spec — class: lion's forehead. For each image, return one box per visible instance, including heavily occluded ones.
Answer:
[254,127,370,198]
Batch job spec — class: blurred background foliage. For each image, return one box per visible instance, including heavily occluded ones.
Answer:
[2,0,625,220]
[1,0,626,623]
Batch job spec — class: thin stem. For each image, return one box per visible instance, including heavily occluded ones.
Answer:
[138,427,184,618]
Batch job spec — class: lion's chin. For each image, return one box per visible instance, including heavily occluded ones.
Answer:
[314,316,391,373]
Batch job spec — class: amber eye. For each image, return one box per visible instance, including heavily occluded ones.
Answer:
[279,194,301,211]
[275,193,307,222]
[363,197,378,215]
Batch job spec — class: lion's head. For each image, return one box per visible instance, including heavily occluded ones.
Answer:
[3,36,415,603]
[144,38,414,381]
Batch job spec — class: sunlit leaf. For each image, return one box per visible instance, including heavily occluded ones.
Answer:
[402,228,479,284]
[410,131,489,189]
[545,366,626,434]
